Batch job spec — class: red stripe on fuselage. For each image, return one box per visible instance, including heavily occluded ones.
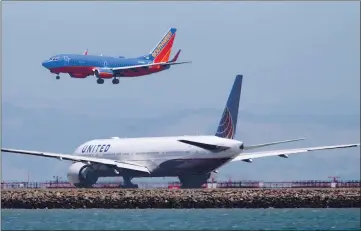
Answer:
[49,66,166,78]
[50,66,94,75]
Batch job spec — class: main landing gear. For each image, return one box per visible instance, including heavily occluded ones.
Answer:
[96,78,119,84]
[56,75,60,80]
[179,173,211,188]
[120,176,139,188]
[96,78,104,84]
[112,78,120,85]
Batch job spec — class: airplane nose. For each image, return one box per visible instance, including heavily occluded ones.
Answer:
[42,60,49,69]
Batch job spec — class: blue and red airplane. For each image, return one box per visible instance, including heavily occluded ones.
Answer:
[41,28,191,84]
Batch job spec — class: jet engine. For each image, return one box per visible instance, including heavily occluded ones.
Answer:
[67,162,99,188]
[93,68,114,78]
[69,73,89,78]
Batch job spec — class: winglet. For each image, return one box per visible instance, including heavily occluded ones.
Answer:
[170,49,181,62]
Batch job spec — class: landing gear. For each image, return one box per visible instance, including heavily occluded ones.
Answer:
[74,183,94,188]
[96,78,104,84]
[56,75,60,80]
[112,78,119,84]
[179,173,211,188]
[120,176,139,188]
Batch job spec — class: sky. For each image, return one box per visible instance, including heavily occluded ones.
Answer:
[1,1,360,183]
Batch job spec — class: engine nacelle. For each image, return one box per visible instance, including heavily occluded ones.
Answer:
[69,73,89,78]
[67,162,99,188]
[93,68,113,79]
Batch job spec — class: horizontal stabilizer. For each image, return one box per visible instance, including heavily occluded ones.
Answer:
[244,138,306,150]
[1,148,151,174]
[232,143,360,162]
[178,140,230,152]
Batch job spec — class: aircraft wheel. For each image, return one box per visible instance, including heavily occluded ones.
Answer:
[56,75,60,80]
[112,78,119,84]
[97,78,104,84]
[120,183,138,188]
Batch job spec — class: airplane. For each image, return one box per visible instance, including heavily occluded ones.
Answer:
[2,75,360,188]
[41,28,191,85]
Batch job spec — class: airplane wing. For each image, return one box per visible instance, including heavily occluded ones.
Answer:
[110,60,191,73]
[231,143,360,162]
[1,148,151,174]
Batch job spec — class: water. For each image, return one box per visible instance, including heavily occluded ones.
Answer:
[2,208,360,230]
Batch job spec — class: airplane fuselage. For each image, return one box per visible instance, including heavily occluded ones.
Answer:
[42,54,170,79]
[41,28,187,85]
[73,135,243,178]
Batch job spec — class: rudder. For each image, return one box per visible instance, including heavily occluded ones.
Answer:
[215,75,243,139]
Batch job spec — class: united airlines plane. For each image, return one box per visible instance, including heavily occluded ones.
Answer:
[2,75,359,188]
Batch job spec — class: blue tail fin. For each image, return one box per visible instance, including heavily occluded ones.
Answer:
[215,75,243,139]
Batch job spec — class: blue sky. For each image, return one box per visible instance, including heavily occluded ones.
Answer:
[2,2,360,183]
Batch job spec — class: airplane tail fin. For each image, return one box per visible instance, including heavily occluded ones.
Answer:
[147,28,177,63]
[215,75,243,139]
[83,49,88,55]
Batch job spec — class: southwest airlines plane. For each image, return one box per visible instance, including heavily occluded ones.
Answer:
[41,28,191,84]
[2,75,359,188]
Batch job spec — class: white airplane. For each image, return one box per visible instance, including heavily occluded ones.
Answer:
[2,75,360,188]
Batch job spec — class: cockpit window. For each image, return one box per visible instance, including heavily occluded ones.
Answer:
[49,56,59,61]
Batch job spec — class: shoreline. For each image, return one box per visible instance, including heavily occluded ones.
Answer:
[2,188,360,209]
